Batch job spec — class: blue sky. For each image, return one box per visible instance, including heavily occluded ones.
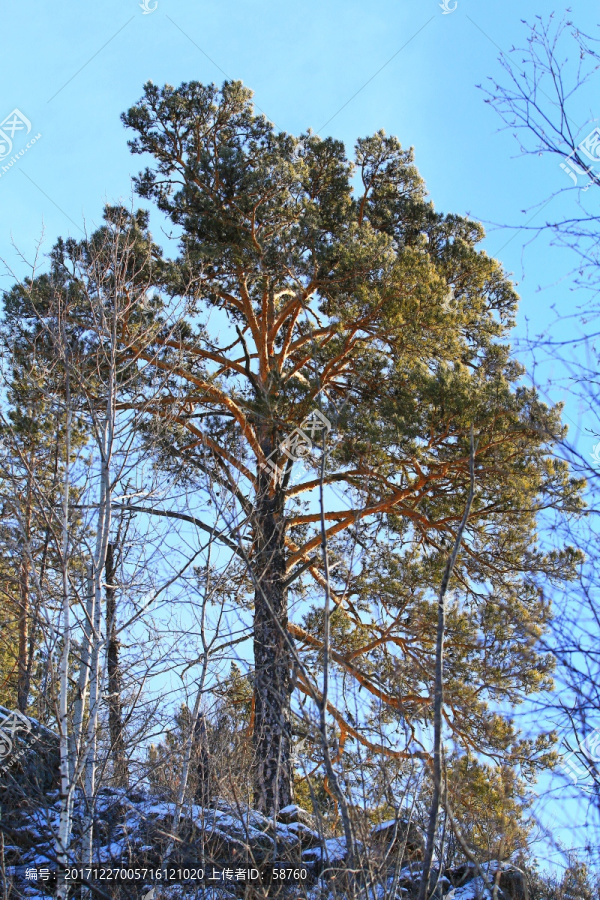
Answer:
[2,0,599,871]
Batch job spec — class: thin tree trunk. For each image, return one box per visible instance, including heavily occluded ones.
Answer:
[418,431,475,900]
[252,455,292,815]
[16,476,33,713]
[16,556,30,713]
[56,344,73,900]
[81,447,112,874]
[105,541,128,787]
[193,712,211,808]
[70,565,94,774]
[164,680,204,863]
[165,551,215,860]
[316,431,356,889]
[82,556,103,876]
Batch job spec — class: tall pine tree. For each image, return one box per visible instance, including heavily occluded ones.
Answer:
[118,80,582,814]
[7,79,569,818]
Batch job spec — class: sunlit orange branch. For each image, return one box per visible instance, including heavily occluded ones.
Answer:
[175,418,255,484]
[288,622,430,712]
[295,671,426,762]
[286,479,431,568]
[120,339,265,460]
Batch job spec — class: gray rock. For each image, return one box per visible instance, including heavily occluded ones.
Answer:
[371,817,425,860]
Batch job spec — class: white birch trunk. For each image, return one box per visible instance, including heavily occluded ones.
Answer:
[70,565,94,774]
[81,332,116,874]
[55,341,73,900]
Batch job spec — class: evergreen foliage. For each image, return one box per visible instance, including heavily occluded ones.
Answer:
[120,78,583,814]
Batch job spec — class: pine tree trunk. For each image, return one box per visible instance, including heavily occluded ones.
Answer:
[105,542,128,787]
[252,463,292,815]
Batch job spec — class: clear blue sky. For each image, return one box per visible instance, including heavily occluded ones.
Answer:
[2,0,598,870]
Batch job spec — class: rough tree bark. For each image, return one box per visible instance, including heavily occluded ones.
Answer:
[252,443,292,815]
[105,541,128,787]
